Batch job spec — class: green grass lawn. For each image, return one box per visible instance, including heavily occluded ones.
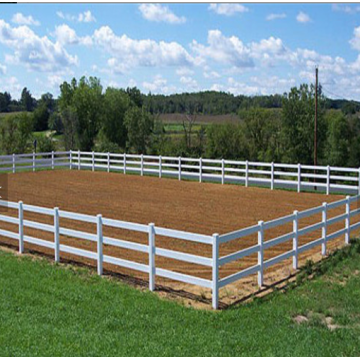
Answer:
[1,242,360,356]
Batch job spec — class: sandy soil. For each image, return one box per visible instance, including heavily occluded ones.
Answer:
[1,169,358,309]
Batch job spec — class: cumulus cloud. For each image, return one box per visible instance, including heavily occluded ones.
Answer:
[350,26,360,51]
[296,11,311,23]
[179,76,198,90]
[54,24,92,46]
[142,74,176,94]
[93,25,194,69]
[332,4,360,14]
[266,13,287,21]
[139,4,186,24]
[176,67,194,76]
[0,19,78,72]
[57,10,96,23]
[12,13,40,26]
[208,4,249,16]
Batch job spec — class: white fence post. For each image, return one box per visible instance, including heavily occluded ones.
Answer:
[212,233,219,310]
[32,152,35,172]
[107,152,110,173]
[123,153,126,174]
[69,151,72,170]
[148,223,155,291]
[51,151,54,170]
[18,201,24,254]
[199,157,202,183]
[326,165,330,195]
[12,154,15,173]
[54,207,60,262]
[141,154,144,176]
[245,160,249,187]
[159,155,162,178]
[97,214,103,276]
[293,210,298,269]
[345,195,351,245]
[78,150,80,170]
[297,163,301,193]
[257,221,264,287]
[178,156,181,181]
[358,168,360,195]
[271,162,275,190]
[221,159,225,185]
[92,151,95,172]
[322,202,327,256]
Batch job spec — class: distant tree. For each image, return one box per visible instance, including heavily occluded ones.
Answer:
[48,112,63,134]
[0,92,11,112]
[20,87,35,112]
[61,107,79,151]
[126,87,143,108]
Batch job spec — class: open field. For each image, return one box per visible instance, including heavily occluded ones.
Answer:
[159,113,240,124]
[1,242,360,356]
[1,169,357,307]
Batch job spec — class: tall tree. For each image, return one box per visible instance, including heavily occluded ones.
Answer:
[20,87,35,112]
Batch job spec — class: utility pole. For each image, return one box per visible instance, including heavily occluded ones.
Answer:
[314,66,318,191]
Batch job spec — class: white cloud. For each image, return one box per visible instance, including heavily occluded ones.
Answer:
[350,26,360,51]
[93,25,194,69]
[54,24,92,46]
[0,19,78,72]
[12,13,40,26]
[179,76,198,90]
[176,67,194,76]
[56,10,96,23]
[0,63,6,75]
[142,74,176,94]
[48,74,64,88]
[203,70,220,79]
[296,11,311,23]
[208,4,249,16]
[191,29,254,68]
[0,76,22,97]
[266,13,287,21]
[139,4,186,24]
[332,4,360,14]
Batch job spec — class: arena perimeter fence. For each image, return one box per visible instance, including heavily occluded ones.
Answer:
[0,150,360,309]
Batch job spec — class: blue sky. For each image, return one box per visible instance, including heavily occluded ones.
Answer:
[1,3,360,100]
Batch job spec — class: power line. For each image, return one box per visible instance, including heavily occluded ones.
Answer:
[321,84,360,104]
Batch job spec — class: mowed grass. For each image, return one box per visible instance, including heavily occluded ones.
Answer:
[1,243,360,356]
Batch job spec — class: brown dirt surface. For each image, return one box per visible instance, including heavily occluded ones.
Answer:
[1,169,358,309]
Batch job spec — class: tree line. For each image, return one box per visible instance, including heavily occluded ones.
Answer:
[1,77,360,168]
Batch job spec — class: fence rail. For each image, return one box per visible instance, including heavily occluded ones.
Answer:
[1,151,360,309]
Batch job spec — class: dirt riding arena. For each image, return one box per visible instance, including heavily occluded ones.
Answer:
[1,169,358,308]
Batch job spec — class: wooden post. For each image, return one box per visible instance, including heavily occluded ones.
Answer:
[245,160,249,187]
[345,195,351,245]
[199,157,202,183]
[293,211,298,269]
[271,162,275,190]
[97,214,103,275]
[159,155,162,178]
[178,156,181,181]
[212,233,219,310]
[322,202,327,256]
[141,154,144,176]
[297,163,301,193]
[54,207,60,262]
[12,154,15,173]
[18,201,24,254]
[326,165,330,195]
[148,223,155,291]
[257,221,264,287]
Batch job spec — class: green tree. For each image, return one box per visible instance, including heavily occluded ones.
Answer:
[20,87,35,112]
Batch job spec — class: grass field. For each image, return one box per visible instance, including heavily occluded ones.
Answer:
[1,241,360,356]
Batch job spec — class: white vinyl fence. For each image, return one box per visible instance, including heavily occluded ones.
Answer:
[1,150,360,194]
[0,194,360,309]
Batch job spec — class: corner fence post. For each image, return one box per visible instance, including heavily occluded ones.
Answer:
[326,165,330,195]
[221,159,225,185]
[178,156,181,181]
[199,157,202,183]
[33,152,35,172]
[297,163,301,193]
[271,162,275,190]
[345,195,351,245]
[92,151,95,172]
[78,150,80,170]
[54,207,60,262]
[97,214,103,275]
[51,151,54,170]
[293,211,299,269]
[141,154,144,176]
[212,233,219,310]
[18,201,24,254]
[257,221,264,287]
[12,154,15,173]
[123,153,126,174]
[245,160,249,187]
[322,202,327,256]
[107,152,110,173]
[159,155,162,178]
[148,223,156,291]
